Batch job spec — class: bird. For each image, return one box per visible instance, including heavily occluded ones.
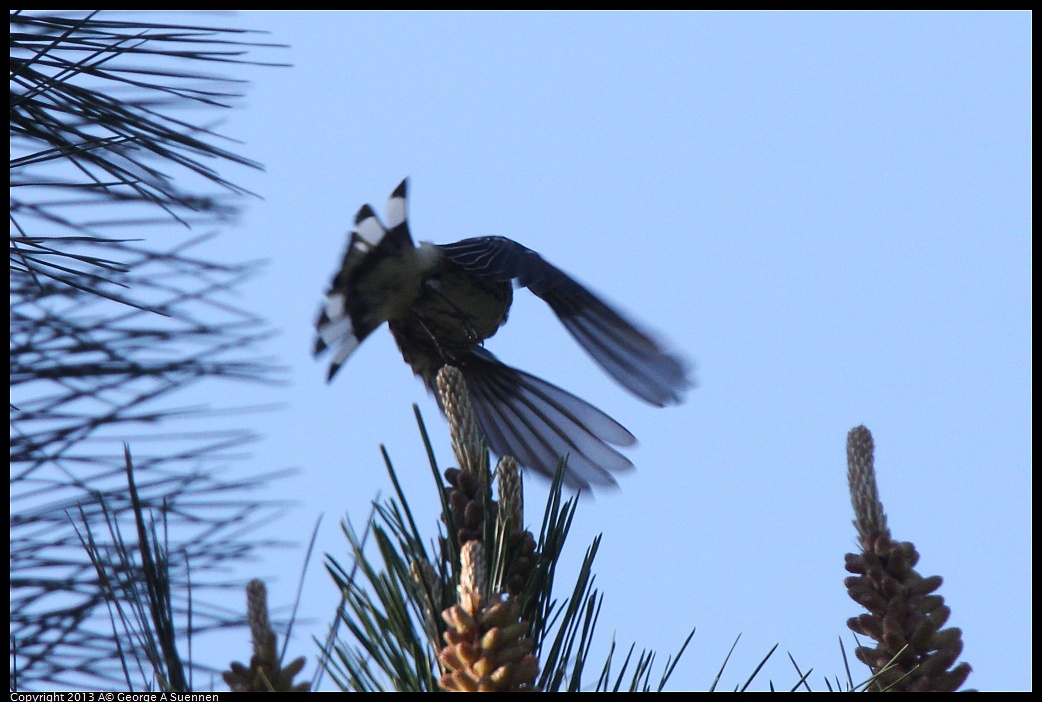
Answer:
[314,179,692,490]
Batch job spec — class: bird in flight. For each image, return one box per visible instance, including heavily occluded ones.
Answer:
[315,179,692,490]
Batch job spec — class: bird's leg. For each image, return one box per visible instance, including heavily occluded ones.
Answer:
[423,279,480,342]
[410,312,457,364]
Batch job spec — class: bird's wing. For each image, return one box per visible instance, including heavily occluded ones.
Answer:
[436,236,692,406]
[445,347,636,490]
[315,179,412,381]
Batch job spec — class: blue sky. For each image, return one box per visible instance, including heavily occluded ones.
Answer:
[182,12,1029,691]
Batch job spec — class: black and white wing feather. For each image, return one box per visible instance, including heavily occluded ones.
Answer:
[451,347,636,490]
[314,180,413,381]
[437,236,692,407]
